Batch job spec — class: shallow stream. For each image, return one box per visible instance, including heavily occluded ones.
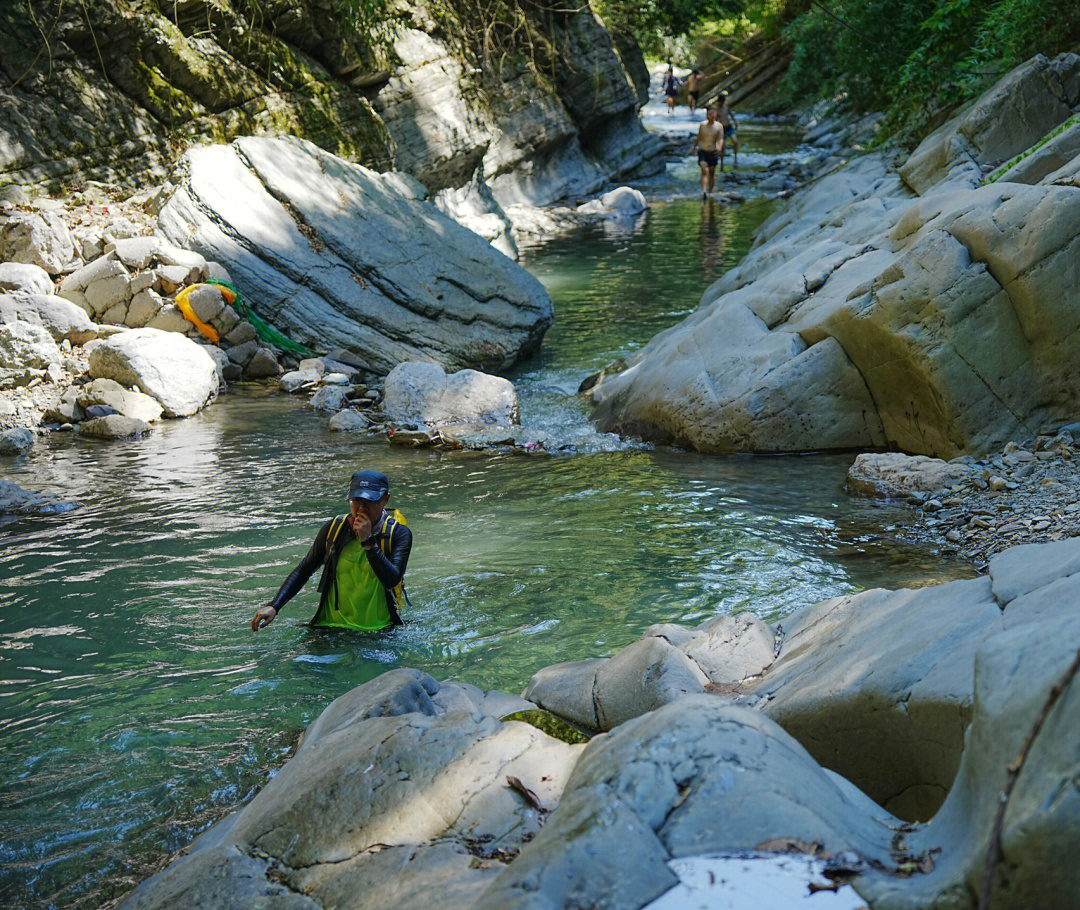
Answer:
[0,127,972,909]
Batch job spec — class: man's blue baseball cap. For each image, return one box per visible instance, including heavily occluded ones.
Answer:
[347,470,389,502]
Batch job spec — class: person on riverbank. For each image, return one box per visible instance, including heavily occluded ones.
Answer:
[717,90,738,169]
[250,470,412,633]
[692,106,725,201]
[686,69,702,116]
[663,64,680,115]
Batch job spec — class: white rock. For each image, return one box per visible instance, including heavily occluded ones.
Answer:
[280,369,321,393]
[0,320,62,368]
[0,293,97,344]
[382,361,519,428]
[0,262,53,295]
[0,210,77,274]
[87,327,218,417]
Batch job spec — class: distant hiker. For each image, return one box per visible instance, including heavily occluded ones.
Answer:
[251,470,412,633]
[692,106,725,201]
[717,90,738,169]
[662,64,680,115]
[686,69,703,116]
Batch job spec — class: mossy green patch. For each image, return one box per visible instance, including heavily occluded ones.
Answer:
[502,709,593,744]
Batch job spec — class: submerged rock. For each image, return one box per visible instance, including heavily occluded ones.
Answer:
[847,452,977,499]
[157,136,554,375]
[0,479,77,514]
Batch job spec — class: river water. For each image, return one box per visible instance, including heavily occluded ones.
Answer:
[0,126,971,909]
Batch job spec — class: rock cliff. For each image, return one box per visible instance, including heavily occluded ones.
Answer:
[1,0,661,234]
[588,53,1080,458]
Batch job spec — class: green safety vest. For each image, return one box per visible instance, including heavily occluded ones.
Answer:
[313,537,391,631]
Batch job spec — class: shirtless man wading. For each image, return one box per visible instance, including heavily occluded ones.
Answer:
[692,107,724,201]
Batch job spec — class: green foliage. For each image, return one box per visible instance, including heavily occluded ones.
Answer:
[597,0,745,55]
[331,0,398,47]
[775,0,1080,139]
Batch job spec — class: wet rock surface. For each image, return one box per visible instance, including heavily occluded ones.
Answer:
[121,537,1080,910]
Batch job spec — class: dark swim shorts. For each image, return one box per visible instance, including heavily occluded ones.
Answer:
[688,91,699,102]
[698,149,719,167]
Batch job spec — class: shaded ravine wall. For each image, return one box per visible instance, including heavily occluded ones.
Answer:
[0,0,660,207]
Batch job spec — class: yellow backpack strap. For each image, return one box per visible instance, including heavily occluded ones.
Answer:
[381,515,395,556]
[326,516,348,559]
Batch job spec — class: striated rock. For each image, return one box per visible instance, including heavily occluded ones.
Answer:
[382,362,519,429]
[157,136,554,374]
[901,53,1080,194]
[847,452,977,499]
[0,320,61,369]
[996,117,1080,184]
[87,328,218,417]
[0,262,53,295]
[0,293,97,345]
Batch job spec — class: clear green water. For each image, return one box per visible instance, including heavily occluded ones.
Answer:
[0,192,971,908]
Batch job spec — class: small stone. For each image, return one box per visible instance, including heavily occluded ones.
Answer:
[364,389,380,400]
[223,321,257,346]
[226,339,258,366]
[244,347,282,378]
[988,475,1008,492]
[0,427,34,455]
[298,357,326,376]
[924,499,943,512]
[971,516,991,529]
[323,372,349,385]
[79,414,150,439]
[945,529,962,542]
[329,409,369,433]
[311,386,349,412]
[280,369,320,393]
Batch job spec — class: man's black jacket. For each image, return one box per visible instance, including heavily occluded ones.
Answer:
[270,512,412,625]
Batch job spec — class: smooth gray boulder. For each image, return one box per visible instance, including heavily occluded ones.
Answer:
[157,137,554,375]
[79,414,151,439]
[310,386,348,412]
[752,579,1002,821]
[476,698,899,910]
[0,262,53,295]
[119,669,582,910]
[382,362,519,428]
[78,378,164,423]
[328,409,370,433]
[0,292,97,344]
[0,426,33,454]
[87,328,218,417]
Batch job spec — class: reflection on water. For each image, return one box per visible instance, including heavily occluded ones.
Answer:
[0,200,970,909]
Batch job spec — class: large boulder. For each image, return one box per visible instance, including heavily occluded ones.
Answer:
[118,670,582,910]
[87,328,218,417]
[382,362,519,428]
[588,122,1080,457]
[157,136,554,375]
[0,292,97,344]
[900,53,1080,194]
[0,210,77,274]
[0,262,53,295]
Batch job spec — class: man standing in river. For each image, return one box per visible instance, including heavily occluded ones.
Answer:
[692,106,725,201]
[686,69,703,117]
[250,469,412,632]
[717,90,738,169]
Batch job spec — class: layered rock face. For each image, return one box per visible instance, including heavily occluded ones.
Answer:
[123,537,1080,910]
[157,136,554,373]
[589,53,1080,458]
[1,0,660,250]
